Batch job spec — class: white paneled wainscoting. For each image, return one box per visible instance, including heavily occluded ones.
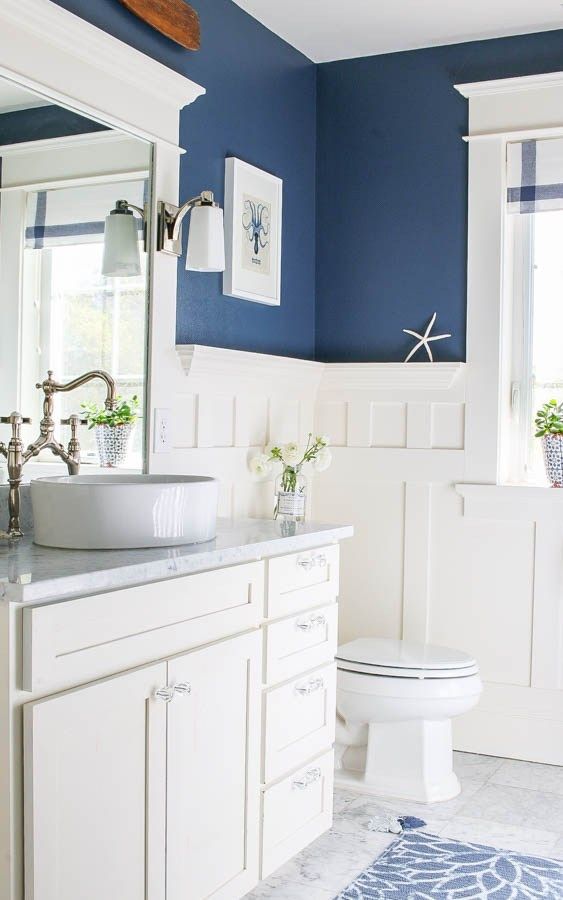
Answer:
[167,345,563,767]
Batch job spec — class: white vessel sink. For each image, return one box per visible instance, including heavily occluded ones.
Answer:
[31,474,219,550]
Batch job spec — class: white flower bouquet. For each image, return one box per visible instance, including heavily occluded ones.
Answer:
[249,433,332,520]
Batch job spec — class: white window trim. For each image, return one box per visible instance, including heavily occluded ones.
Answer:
[455,72,563,486]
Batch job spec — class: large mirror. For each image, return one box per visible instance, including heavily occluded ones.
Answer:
[0,76,152,473]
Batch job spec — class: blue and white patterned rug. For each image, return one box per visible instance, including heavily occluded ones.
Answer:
[335,830,563,899]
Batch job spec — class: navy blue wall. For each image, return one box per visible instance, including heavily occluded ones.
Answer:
[51,0,317,359]
[316,30,563,362]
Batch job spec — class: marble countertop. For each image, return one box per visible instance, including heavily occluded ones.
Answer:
[0,518,353,606]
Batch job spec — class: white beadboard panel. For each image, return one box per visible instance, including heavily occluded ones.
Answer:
[171,393,197,449]
[268,396,301,444]
[316,401,348,447]
[406,402,432,449]
[454,682,563,765]
[313,478,405,645]
[370,402,407,449]
[428,483,534,687]
[402,483,432,642]
[197,394,235,448]
[432,403,466,450]
[234,395,269,449]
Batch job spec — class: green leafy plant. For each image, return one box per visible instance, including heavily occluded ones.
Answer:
[81,394,139,429]
[534,399,563,438]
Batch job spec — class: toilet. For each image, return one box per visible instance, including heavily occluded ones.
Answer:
[335,637,482,803]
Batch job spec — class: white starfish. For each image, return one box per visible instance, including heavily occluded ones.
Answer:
[403,313,451,363]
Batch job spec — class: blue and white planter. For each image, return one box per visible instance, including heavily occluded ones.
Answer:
[542,434,563,487]
[95,423,134,468]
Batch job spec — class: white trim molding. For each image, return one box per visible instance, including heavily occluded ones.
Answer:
[0,0,204,148]
[456,71,563,99]
[456,483,563,522]
[320,362,464,392]
[176,345,324,395]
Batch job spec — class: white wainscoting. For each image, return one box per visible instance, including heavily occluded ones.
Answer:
[159,346,562,765]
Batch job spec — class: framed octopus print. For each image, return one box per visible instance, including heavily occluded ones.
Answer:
[223,157,282,306]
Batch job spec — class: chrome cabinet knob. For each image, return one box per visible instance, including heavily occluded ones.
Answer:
[295,677,324,696]
[173,682,192,696]
[292,767,322,790]
[296,614,327,632]
[297,557,314,571]
[154,686,175,703]
[297,553,327,571]
[314,553,327,568]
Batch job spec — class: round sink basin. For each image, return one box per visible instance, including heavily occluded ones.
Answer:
[31,474,219,549]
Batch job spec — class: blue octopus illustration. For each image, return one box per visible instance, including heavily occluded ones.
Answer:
[242,199,270,256]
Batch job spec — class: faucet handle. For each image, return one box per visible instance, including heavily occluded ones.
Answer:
[61,416,88,426]
[0,413,32,425]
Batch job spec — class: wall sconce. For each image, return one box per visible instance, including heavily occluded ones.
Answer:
[157,190,225,272]
[102,200,146,277]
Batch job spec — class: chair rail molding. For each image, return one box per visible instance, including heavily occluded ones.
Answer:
[319,362,464,393]
[176,345,324,396]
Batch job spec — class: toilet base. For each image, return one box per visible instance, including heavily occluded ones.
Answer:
[335,719,461,803]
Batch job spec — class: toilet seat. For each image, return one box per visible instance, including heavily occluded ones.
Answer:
[336,637,479,680]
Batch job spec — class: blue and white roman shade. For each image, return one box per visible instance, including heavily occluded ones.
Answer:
[507,139,563,214]
[25,178,147,248]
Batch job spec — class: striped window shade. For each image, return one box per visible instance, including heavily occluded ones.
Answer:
[507,138,563,214]
[25,178,148,249]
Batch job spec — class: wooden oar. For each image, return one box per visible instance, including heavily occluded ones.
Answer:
[119,0,201,50]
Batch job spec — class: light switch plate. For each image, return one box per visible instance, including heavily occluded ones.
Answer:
[153,408,173,453]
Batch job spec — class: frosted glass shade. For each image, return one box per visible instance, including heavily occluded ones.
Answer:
[186,204,225,272]
[102,211,141,277]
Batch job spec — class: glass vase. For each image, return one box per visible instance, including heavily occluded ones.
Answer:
[274,467,307,522]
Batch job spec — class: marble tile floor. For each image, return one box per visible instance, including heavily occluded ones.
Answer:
[245,752,563,899]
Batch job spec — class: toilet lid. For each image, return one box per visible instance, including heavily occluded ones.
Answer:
[336,638,478,679]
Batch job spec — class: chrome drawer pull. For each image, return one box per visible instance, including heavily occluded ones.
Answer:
[173,682,192,697]
[295,677,324,696]
[292,767,322,790]
[154,686,175,703]
[296,553,327,571]
[296,614,327,632]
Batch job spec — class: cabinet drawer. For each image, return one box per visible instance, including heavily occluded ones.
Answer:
[261,750,334,879]
[23,561,264,692]
[265,603,337,685]
[267,544,339,619]
[263,663,336,784]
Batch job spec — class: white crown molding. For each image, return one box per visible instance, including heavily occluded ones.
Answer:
[455,71,563,99]
[320,362,465,392]
[0,0,205,113]
[176,345,324,395]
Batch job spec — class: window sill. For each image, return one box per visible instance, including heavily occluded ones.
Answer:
[455,482,563,521]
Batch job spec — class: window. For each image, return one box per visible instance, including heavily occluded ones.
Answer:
[506,138,563,484]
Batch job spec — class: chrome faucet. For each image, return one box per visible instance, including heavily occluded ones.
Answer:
[0,369,117,537]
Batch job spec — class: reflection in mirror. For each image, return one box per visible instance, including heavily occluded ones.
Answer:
[0,76,152,474]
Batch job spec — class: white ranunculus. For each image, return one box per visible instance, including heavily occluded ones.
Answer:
[281,442,301,466]
[316,434,330,447]
[313,448,332,472]
[248,453,272,478]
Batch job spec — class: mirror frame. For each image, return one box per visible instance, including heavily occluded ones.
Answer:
[0,0,205,477]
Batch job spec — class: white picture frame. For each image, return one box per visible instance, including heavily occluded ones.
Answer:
[223,157,282,306]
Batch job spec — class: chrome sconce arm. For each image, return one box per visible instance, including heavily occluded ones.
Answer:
[157,190,225,272]
[157,189,217,257]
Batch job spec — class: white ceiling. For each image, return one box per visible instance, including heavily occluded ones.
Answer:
[232,0,563,63]
[0,80,50,114]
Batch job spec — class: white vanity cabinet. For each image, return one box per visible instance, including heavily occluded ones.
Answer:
[1,528,349,900]
[24,630,261,900]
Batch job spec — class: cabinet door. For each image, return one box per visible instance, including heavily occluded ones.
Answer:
[24,662,167,900]
[166,631,261,900]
